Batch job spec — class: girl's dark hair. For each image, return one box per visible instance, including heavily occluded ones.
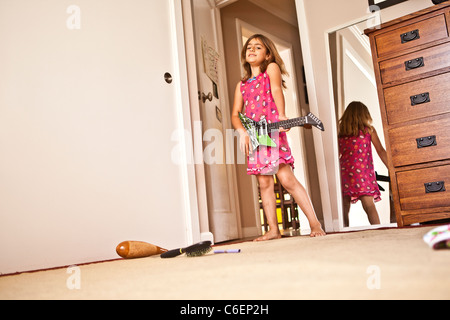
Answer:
[338,101,373,137]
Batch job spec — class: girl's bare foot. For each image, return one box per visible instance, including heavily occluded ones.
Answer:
[253,229,282,242]
[310,223,326,237]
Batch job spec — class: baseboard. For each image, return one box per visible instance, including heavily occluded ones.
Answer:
[241,226,261,238]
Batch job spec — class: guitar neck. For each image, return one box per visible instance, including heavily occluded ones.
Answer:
[267,117,306,131]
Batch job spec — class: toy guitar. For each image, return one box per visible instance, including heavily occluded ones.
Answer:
[239,112,324,151]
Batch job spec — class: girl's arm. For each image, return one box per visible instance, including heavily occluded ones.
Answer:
[371,127,389,167]
[266,63,289,130]
[231,82,250,156]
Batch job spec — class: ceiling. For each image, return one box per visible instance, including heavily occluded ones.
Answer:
[248,0,298,26]
[214,0,298,26]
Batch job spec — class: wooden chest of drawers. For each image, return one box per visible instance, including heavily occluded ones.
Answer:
[365,3,450,226]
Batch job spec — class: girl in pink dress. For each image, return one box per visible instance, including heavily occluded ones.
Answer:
[240,70,294,175]
[231,34,325,240]
[338,101,388,226]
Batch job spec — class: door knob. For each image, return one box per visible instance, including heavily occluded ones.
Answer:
[200,92,213,103]
[164,72,172,84]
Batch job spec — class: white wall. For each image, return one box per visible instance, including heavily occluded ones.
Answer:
[296,0,432,231]
[0,0,195,274]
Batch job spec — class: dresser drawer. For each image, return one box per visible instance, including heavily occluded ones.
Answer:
[375,14,449,58]
[397,165,450,211]
[384,72,450,125]
[389,116,450,167]
[380,42,450,84]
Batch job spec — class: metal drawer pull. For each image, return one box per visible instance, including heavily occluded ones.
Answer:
[410,92,430,106]
[401,29,420,43]
[405,57,424,71]
[416,135,437,148]
[424,181,446,194]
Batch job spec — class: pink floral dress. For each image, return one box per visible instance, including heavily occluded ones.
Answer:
[339,129,381,203]
[240,71,294,175]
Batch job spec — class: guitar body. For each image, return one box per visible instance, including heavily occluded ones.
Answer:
[239,112,324,151]
[239,113,276,150]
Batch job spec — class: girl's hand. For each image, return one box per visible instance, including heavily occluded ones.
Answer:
[240,131,251,156]
[278,115,290,133]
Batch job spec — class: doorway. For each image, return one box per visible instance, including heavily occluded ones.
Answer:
[220,0,323,238]
[237,20,311,235]
[183,0,323,242]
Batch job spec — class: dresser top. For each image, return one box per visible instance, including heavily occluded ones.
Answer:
[364,2,450,36]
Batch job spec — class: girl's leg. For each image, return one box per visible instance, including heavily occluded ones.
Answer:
[276,164,326,237]
[255,174,282,241]
[343,196,351,227]
[360,196,381,225]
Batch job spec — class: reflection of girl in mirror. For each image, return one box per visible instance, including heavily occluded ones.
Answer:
[338,101,388,227]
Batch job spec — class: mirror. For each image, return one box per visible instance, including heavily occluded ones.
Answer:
[329,19,396,229]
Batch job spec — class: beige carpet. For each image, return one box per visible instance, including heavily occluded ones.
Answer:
[0,226,449,300]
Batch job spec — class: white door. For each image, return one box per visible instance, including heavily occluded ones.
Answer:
[189,0,241,243]
[0,0,197,274]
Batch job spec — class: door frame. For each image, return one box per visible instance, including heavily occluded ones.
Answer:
[236,19,314,235]
[183,0,328,239]
[295,0,336,232]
